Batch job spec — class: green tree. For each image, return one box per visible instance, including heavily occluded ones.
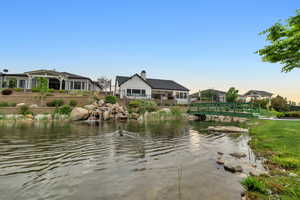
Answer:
[226,87,239,103]
[271,95,289,112]
[8,78,17,88]
[36,77,49,105]
[257,9,300,72]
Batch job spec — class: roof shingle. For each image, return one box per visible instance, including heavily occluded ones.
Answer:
[116,75,189,91]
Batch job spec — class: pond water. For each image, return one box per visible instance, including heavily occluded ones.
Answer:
[0,120,261,200]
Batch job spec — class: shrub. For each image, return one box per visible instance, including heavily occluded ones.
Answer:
[59,90,66,93]
[0,102,16,107]
[282,111,300,118]
[170,106,183,117]
[128,100,158,114]
[271,95,289,112]
[55,105,72,115]
[31,88,40,92]
[1,89,13,95]
[69,100,78,107]
[48,88,54,93]
[272,156,300,169]
[241,177,267,194]
[46,99,64,107]
[14,88,23,92]
[105,95,117,104]
[18,105,33,115]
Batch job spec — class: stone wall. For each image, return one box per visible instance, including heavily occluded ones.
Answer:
[0,93,93,106]
[0,107,56,114]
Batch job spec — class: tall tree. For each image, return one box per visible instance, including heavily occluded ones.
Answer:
[257,9,300,72]
[226,87,239,102]
[271,95,289,112]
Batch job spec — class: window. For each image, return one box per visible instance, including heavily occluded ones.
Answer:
[74,81,81,89]
[126,89,146,97]
[176,92,187,99]
[19,80,26,88]
[127,89,131,96]
[31,79,37,88]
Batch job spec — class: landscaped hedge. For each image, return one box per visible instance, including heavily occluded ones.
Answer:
[275,111,300,118]
[105,95,117,104]
[46,99,65,107]
[0,102,17,107]
[128,100,158,114]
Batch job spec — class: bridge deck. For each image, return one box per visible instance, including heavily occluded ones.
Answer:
[187,102,260,118]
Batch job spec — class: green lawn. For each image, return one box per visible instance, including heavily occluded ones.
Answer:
[246,120,300,199]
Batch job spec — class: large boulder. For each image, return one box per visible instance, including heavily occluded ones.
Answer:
[29,104,39,108]
[230,152,247,159]
[224,163,243,173]
[84,104,96,110]
[16,103,26,107]
[35,114,52,120]
[160,108,171,113]
[70,107,90,121]
[98,100,105,106]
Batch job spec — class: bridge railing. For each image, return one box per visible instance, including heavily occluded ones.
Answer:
[187,102,261,118]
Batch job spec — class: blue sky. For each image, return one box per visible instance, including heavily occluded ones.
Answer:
[0,0,299,101]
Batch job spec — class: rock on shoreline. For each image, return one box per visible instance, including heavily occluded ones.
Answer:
[70,101,129,121]
[207,126,248,133]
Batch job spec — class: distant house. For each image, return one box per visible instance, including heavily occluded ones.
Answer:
[0,69,101,91]
[244,90,273,102]
[190,89,227,102]
[115,71,189,104]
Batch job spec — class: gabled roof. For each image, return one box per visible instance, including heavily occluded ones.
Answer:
[244,90,273,97]
[1,73,27,77]
[116,74,189,91]
[4,69,92,81]
[201,89,226,95]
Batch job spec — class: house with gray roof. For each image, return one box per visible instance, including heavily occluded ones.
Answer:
[0,69,101,91]
[244,90,273,102]
[115,71,189,104]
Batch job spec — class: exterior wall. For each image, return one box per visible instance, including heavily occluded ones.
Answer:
[173,90,189,104]
[119,76,152,99]
[0,107,56,114]
[218,94,226,102]
[0,94,93,106]
[244,95,272,102]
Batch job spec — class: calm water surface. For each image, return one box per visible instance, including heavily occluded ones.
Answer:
[0,120,259,200]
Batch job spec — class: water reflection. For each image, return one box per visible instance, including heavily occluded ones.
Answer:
[0,120,258,200]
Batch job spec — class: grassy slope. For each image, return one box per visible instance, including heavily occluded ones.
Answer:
[247,120,300,200]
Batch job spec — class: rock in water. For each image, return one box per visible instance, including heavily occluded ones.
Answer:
[207,126,248,133]
[224,163,243,173]
[70,107,90,121]
[216,158,225,165]
[230,152,247,159]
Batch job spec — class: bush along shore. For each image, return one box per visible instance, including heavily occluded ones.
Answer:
[241,120,300,200]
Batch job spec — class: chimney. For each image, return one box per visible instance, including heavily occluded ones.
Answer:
[141,70,146,80]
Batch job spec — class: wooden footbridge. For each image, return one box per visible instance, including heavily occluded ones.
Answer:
[187,102,261,120]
